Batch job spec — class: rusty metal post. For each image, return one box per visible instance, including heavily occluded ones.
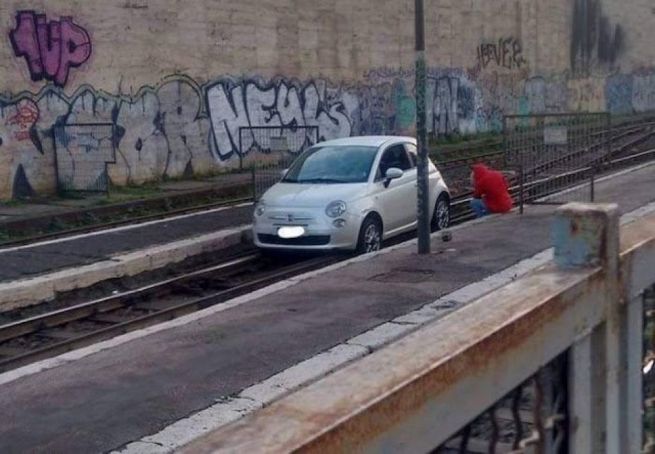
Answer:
[553,202,623,454]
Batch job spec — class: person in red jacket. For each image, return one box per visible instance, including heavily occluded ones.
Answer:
[470,163,513,218]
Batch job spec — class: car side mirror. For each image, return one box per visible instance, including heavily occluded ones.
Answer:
[384,167,404,188]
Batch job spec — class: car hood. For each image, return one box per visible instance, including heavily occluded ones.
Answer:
[261,182,367,208]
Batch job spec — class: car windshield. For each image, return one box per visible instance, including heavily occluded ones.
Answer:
[282,145,378,184]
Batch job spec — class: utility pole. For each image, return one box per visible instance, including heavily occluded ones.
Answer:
[415,0,431,254]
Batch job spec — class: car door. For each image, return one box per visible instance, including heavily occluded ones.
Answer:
[401,143,419,228]
[373,143,416,235]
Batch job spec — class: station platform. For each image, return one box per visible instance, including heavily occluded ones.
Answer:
[0,163,654,453]
[0,202,253,310]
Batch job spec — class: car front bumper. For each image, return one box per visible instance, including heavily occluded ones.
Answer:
[252,208,361,251]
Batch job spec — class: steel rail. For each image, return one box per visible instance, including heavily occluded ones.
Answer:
[0,254,338,372]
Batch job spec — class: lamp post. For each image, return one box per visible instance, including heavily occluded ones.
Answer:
[415,0,431,254]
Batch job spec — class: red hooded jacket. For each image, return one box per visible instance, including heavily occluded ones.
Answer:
[472,164,513,213]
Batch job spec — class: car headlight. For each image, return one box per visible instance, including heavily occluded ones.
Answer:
[255,202,266,217]
[326,200,347,218]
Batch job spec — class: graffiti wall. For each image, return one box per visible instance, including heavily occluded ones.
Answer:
[0,71,487,198]
[1,0,655,200]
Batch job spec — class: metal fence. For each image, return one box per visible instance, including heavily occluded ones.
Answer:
[183,203,655,454]
[53,123,117,193]
[240,126,319,201]
[435,354,568,453]
[504,113,611,209]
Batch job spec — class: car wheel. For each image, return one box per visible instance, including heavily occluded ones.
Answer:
[356,216,382,254]
[432,194,450,232]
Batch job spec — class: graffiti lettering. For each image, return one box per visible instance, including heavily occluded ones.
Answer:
[0,71,490,199]
[426,76,478,135]
[5,101,39,141]
[10,11,92,87]
[477,37,526,70]
[206,79,353,160]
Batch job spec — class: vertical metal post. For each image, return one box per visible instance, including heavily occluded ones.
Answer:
[502,115,508,169]
[415,0,430,255]
[238,127,244,171]
[251,165,257,201]
[553,203,620,453]
[589,167,595,203]
[519,165,524,215]
[606,113,612,167]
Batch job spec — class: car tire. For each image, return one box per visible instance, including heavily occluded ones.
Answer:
[431,194,450,232]
[356,216,382,255]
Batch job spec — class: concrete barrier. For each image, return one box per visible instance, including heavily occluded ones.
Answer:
[0,226,251,311]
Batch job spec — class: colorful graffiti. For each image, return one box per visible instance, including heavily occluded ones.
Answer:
[205,75,485,159]
[1,62,655,200]
[206,79,352,160]
[426,75,479,135]
[9,11,92,87]
[4,100,39,142]
[0,78,210,198]
[0,70,490,199]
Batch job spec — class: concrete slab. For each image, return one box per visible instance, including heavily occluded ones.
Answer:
[0,226,249,311]
[119,397,263,454]
[347,322,417,351]
[0,163,653,453]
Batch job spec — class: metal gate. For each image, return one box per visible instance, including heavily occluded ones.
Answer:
[54,123,117,193]
[503,113,611,210]
[239,126,319,201]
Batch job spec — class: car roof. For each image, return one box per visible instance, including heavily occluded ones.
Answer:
[315,136,416,148]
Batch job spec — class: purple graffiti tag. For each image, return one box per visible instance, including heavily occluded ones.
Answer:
[10,11,92,87]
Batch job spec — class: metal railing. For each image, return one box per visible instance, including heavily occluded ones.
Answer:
[504,113,611,207]
[241,126,318,200]
[182,202,655,453]
[53,123,117,193]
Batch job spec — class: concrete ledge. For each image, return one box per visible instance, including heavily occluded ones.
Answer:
[0,226,250,312]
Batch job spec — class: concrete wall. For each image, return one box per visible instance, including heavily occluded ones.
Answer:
[0,0,653,199]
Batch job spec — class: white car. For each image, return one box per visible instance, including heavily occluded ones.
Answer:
[253,136,451,253]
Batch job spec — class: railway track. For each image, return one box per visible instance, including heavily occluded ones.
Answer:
[1,117,655,373]
[448,143,655,225]
[1,138,645,374]
[3,117,654,250]
[0,250,342,372]
[446,120,655,224]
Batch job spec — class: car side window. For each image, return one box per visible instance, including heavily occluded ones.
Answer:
[404,144,417,169]
[376,144,412,181]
